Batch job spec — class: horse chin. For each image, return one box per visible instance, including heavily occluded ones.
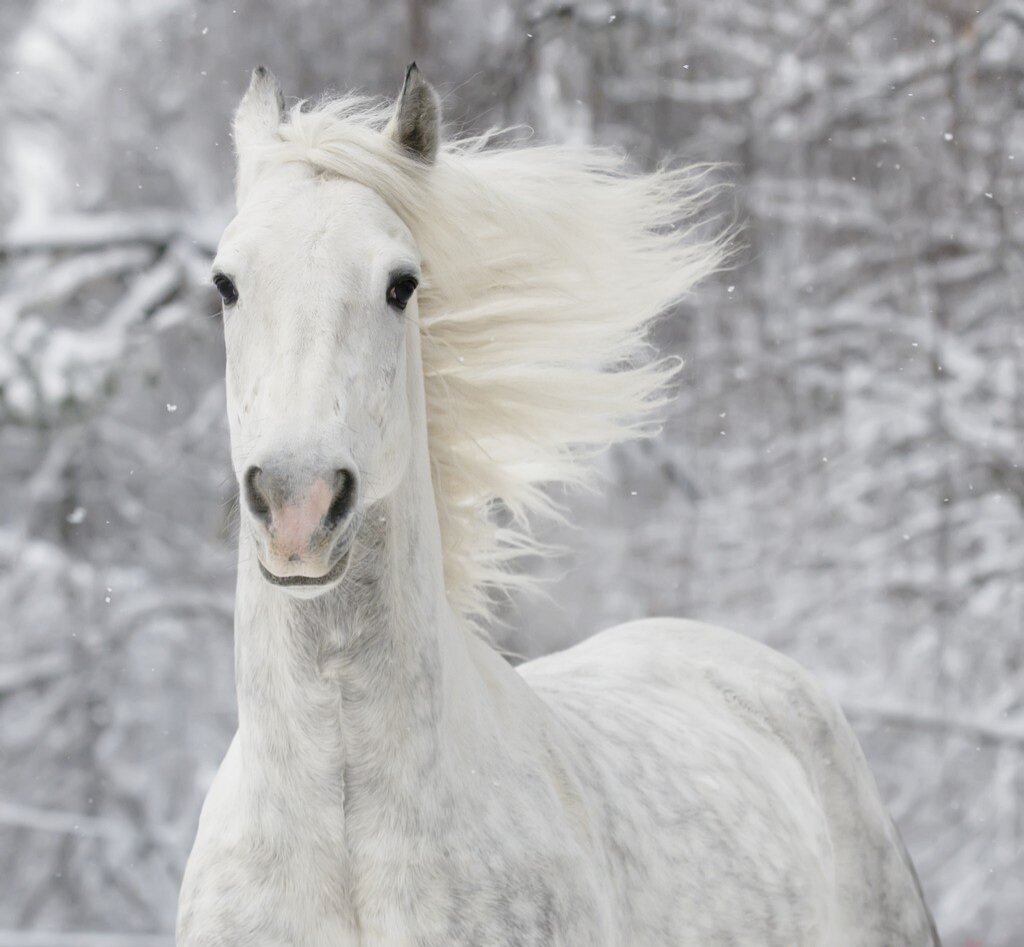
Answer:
[257,547,351,599]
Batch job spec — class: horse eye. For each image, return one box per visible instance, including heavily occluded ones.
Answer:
[213,273,239,307]
[387,275,418,311]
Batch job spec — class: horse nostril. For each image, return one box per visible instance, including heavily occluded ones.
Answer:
[244,466,272,525]
[324,468,357,531]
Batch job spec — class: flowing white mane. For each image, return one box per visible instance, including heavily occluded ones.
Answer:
[255,95,727,628]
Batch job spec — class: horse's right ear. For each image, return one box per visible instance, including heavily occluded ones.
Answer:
[233,66,285,203]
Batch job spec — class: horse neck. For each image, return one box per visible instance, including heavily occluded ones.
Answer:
[230,322,499,809]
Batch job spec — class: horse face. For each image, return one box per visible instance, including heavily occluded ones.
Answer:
[212,65,439,594]
[213,166,421,591]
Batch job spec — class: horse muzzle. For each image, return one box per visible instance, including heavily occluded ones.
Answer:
[242,460,359,588]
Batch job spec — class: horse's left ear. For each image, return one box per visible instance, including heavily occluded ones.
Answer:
[387,63,441,164]
[233,66,285,203]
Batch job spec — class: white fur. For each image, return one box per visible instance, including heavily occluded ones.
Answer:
[177,72,938,946]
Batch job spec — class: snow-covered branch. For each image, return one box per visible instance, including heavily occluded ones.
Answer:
[1,212,222,256]
[844,699,1024,749]
[0,934,172,947]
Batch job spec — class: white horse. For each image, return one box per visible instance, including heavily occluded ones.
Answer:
[177,65,940,947]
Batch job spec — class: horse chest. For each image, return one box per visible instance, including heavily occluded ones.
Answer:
[180,737,608,947]
[338,779,610,946]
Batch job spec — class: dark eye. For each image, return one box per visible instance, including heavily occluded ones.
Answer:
[387,275,418,311]
[213,273,239,307]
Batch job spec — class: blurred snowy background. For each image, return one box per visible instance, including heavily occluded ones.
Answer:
[1,0,1022,943]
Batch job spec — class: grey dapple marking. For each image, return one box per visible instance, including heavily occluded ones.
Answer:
[177,65,940,946]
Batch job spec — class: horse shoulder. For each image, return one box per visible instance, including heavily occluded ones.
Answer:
[177,735,359,947]
[522,618,938,947]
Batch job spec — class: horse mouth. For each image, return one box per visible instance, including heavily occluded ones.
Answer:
[258,545,352,588]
